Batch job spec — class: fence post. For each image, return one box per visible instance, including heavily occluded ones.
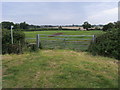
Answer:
[92,35,95,42]
[36,34,40,48]
[11,26,14,44]
[63,38,66,48]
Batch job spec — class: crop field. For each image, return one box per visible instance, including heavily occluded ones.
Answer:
[24,30,105,51]
[2,49,118,88]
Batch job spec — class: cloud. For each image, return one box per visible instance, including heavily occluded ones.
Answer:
[87,7,118,24]
[1,0,119,2]
[2,2,118,25]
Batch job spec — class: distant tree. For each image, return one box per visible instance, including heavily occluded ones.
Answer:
[28,25,35,29]
[103,22,115,31]
[36,25,41,28]
[114,21,120,29]
[14,23,20,29]
[20,22,29,29]
[82,21,91,30]
[102,25,108,31]
[1,21,14,29]
[58,26,62,30]
[108,23,115,28]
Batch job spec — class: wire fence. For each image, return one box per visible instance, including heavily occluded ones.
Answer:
[25,34,95,51]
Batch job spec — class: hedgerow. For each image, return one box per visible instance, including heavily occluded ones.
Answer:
[88,28,120,60]
[2,29,25,54]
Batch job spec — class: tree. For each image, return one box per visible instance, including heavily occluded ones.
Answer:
[20,22,29,29]
[88,28,120,60]
[114,21,120,29]
[103,22,115,31]
[1,21,14,29]
[14,23,20,29]
[82,21,91,30]
[58,26,62,30]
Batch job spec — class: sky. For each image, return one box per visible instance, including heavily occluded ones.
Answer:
[1,1,119,25]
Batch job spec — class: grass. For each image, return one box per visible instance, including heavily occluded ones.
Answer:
[24,30,105,51]
[2,49,118,88]
[24,30,105,38]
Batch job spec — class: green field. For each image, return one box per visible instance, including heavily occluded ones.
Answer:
[2,49,118,88]
[3,30,118,88]
[24,30,105,51]
[24,30,105,38]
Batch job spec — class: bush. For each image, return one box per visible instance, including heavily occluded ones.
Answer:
[27,43,38,52]
[2,29,25,54]
[2,29,25,45]
[2,44,22,54]
[88,29,120,60]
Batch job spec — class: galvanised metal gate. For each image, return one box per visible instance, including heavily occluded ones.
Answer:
[33,34,95,51]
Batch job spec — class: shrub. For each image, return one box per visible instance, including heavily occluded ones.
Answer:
[27,43,38,52]
[2,29,25,54]
[2,29,25,45]
[88,29,120,60]
[2,44,22,54]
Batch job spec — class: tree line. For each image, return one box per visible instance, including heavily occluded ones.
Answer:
[82,21,120,31]
[102,21,120,31]
[1,21,120,31]
[1,21,41,30]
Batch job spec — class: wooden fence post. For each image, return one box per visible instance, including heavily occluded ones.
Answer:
[36,34,40,48]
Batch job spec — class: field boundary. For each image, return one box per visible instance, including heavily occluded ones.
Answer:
[25,34,95,50]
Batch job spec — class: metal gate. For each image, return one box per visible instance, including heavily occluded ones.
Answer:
[35,34,95,51]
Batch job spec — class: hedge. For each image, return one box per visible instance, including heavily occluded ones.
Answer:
[88,29,120,60]
[2,29,25,54]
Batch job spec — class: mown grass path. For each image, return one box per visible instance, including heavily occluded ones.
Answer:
[2,50,118,88]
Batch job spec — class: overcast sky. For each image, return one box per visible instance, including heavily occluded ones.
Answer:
[2,1,118,25]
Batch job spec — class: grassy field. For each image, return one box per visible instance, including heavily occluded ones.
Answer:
[2,49,118,88]
[24,30,105,38]
[24,30,105,51]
